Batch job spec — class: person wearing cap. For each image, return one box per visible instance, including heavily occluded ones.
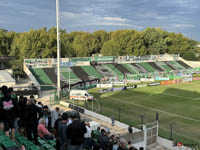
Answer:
[25,98,42,144]
[0,85,20,140]
[58,113,68,150]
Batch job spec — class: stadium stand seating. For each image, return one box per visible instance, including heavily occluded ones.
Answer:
[61,68,81,84]
[147,62,163,71]
[71,66,89,81]
[103,64,124,79]
[111,63,131,74]
[42,68,58,86]
[177,61,192,69]
[138,62,156,72]
[94,65,112,77]
[27,58,194,89]
[122,64,139,74]
[81,66,103,79]
[0,131,40,150]
[131,63,147,73]
[163,61,176,70]
[155,62,173,72]
[29,68,53,85]
[167,61,185,70]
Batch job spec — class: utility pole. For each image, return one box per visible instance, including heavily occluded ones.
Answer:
[56,0,61,98]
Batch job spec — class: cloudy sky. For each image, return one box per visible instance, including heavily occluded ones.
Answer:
[0,0,200,41]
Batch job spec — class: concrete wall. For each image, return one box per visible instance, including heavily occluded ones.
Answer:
[0,81,15,87]
[178,57,200,68]
[23,64,41,90]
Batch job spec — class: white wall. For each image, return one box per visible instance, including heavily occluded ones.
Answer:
[23,64,41,90]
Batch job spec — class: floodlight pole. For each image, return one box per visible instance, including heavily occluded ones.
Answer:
[56,0,61,98]
[69,58,71,91]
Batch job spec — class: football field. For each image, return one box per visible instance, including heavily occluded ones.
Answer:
[88,80,200,145]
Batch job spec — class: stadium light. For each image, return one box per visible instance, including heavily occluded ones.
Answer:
[56,0,61,98]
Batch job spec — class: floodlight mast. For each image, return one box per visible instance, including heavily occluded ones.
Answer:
[56,0,61,98]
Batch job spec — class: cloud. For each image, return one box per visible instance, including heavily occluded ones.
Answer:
[20,11,35,16]
[103,17,127,22]
[170,24,196,30]
[61,11,143,29]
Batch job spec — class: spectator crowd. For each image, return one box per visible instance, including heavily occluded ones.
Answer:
[0,85,144,150]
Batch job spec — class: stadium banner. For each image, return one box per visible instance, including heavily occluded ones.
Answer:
[182,78,192,82]
[160,80,174,85]
[112,87,126,92]
[174,79,181,84]
[113,82,127,86]
[126,80,141,83]
[192,77,200,81]
[168,80,175,84]
[148,82,160,86]
[126,85,137,89]
[137,84,147,88]
[75,61,90,66]
[99,88,113,93]
[97,84,113,88]
[140,78,155,82]
[61,62,73,67]
[69,104,85,113]
[100,86,127,93]
[155,77,169,81]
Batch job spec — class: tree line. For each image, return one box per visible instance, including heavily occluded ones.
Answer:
[0,27,199,75]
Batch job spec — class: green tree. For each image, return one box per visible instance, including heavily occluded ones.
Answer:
[73,33,93,57]
[91,30,109,55]
[101,40,121,56]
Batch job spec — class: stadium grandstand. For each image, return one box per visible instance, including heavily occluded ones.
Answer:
[23,53,199,91]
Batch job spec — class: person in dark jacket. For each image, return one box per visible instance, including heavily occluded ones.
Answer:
[17,96,27,134]
[67,113,87,150]
[55,113,62,150]
[42,105,51,131]
[117,139,128,150]
[25,98,42,144]
[99,129,110,150]
[0,86,19,140]
[58,113,68,150]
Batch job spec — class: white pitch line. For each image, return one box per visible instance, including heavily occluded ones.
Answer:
[140,88,193,100]
[107,96,200,123]
[142,84,200,100]
[191,97,200,101]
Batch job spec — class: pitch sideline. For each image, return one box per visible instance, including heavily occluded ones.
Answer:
[106,96,200,123]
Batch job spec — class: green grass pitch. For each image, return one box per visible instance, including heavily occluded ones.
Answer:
[87,80,200,145]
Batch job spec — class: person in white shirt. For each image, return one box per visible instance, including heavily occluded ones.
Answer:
[84,122,91,138]
[51,107,60,129]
